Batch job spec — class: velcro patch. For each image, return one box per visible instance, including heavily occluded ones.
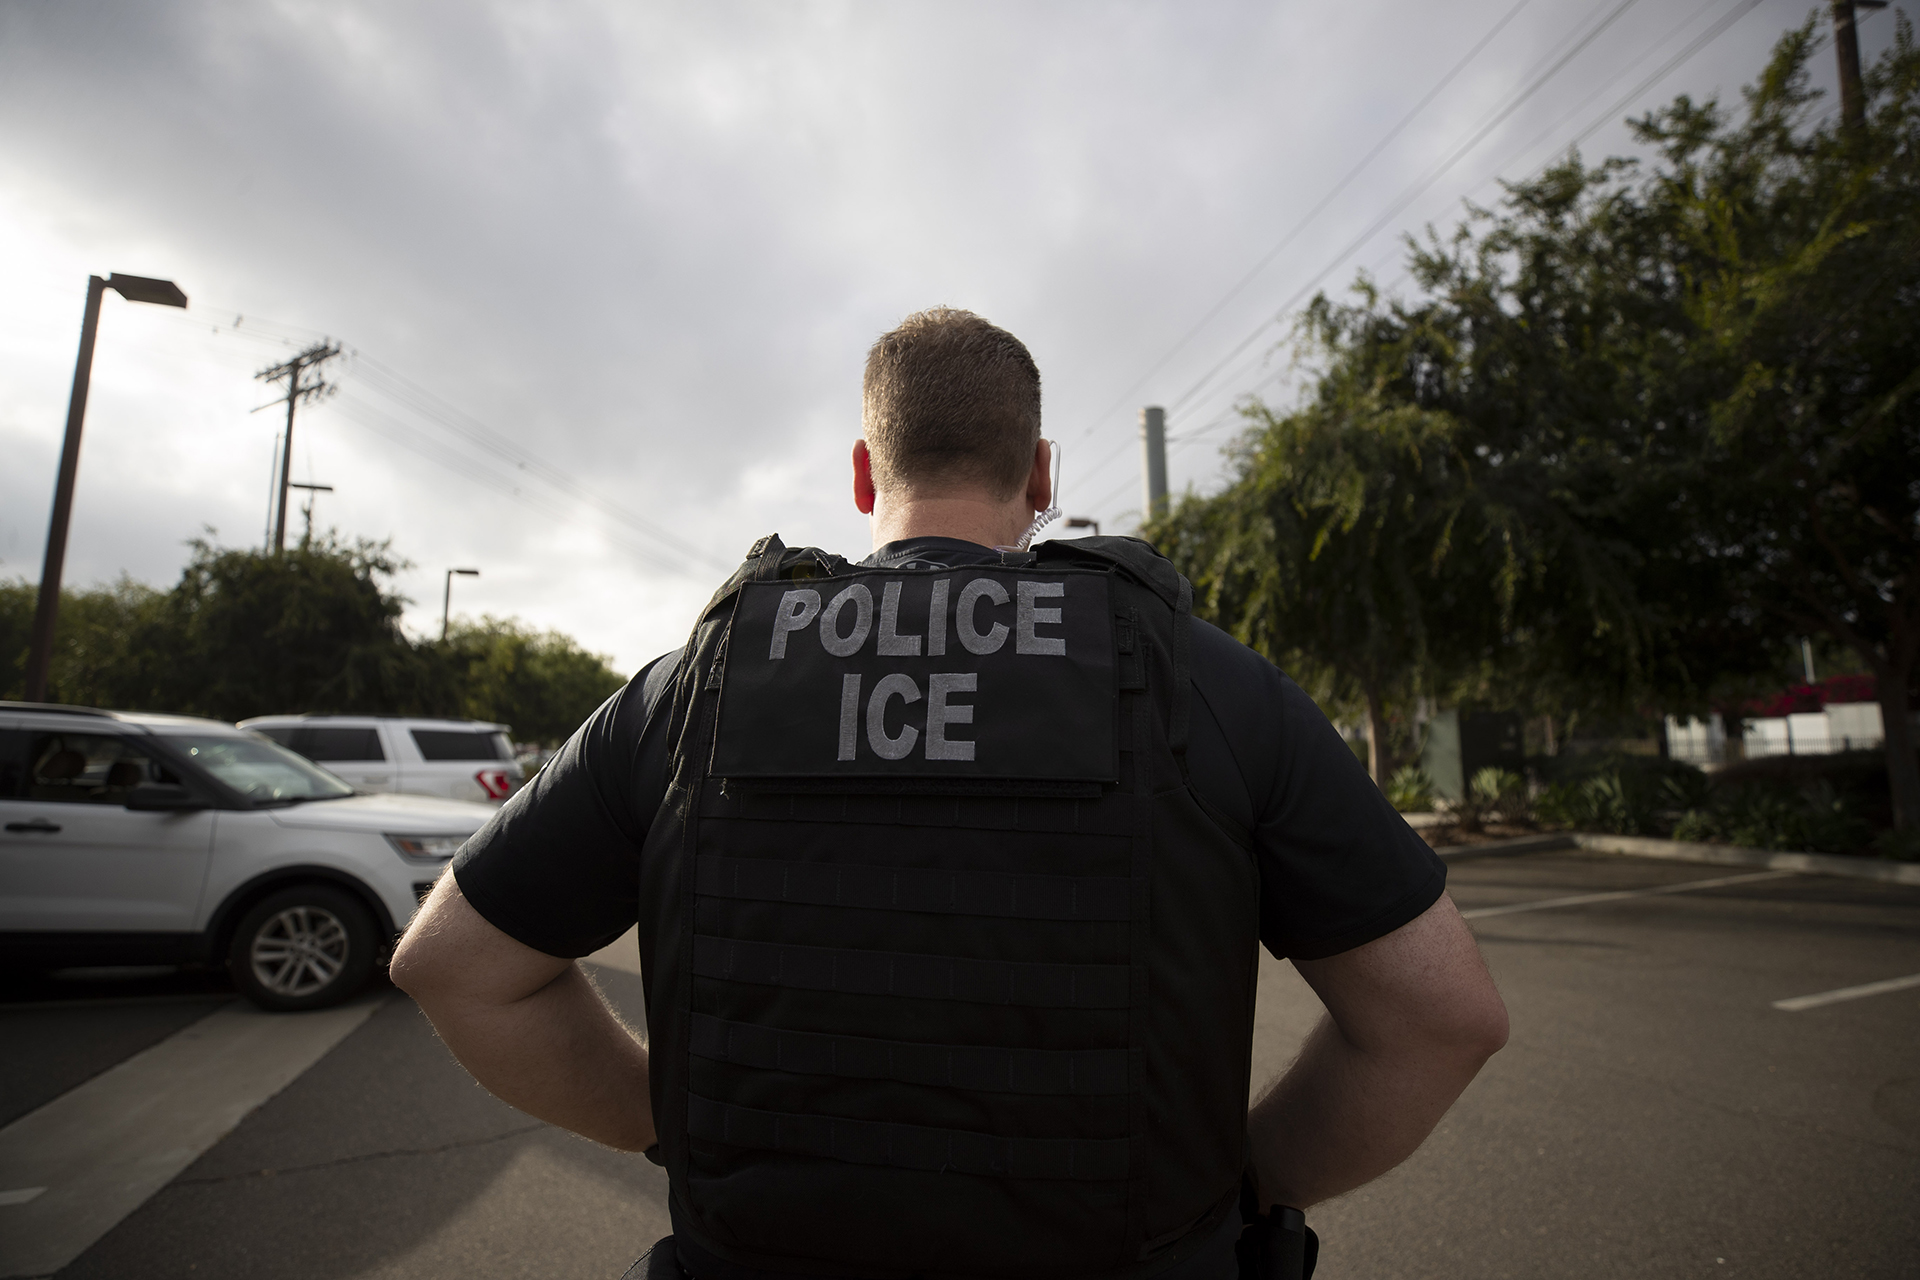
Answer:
[711,568,1116,781]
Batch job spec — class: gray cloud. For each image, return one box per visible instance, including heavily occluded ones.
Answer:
[2,0,1905,672]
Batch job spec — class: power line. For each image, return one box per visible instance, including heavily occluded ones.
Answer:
[1163,0,1648,422]
[1113,0,1781,530]
[327,394,733,577]
[329,392,596,531]
[1359,0,1729,302]
[1560,0,1769,152]
[152,305,737,572]
[1367,0,1765,302]
[1065,0,1534,445]
[345,354,736,571]
[1160,0,1758,439]
[1494,0,1726,177]
[1068,0,1652,500]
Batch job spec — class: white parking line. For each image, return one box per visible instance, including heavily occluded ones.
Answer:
[1460,870,1795,920]
[1773,972,1920,1012]
[0,993,385,1278]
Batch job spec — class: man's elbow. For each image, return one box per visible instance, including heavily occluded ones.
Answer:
[389,898,465,1005]
[1470,990,1511,1059]
[387,924,443,1001]
[1387,977,1509,1073]
[1442,985,1510,1066]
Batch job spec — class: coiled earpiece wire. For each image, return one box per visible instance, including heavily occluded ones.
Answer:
[1001,439,1062,553]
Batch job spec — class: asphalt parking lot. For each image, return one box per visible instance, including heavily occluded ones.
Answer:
[2,850,1915,1279]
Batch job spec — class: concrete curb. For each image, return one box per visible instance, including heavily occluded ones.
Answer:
[1567,833,1920,887]
[1428,828,1920,886]
[1434,833,1576,861]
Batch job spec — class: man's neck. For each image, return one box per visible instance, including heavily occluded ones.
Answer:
[869,493,1034,552]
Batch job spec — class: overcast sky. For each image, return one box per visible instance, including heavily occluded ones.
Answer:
[2,0,1909,677]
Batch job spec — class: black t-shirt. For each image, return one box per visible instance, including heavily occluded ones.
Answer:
[453,536,1442,1278]
[455,536,1444,965]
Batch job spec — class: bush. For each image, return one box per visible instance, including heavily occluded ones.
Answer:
[1538,773,1640,835]
[1386,765,1435,812]
[1444,767,1532,832]
[1473,766,1533,824]
[1674,780,1873,856]
[1535,754,1707,836]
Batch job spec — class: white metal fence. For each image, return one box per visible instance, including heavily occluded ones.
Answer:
[1666,703,1892,767]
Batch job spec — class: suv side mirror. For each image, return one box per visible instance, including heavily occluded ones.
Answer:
[125,784,211,812]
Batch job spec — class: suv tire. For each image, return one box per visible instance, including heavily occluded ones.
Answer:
[227,885,377,1011]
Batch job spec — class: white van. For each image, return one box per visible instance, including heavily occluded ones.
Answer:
[237,716,524,805]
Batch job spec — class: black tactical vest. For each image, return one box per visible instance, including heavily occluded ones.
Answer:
[636,534,1259,1279]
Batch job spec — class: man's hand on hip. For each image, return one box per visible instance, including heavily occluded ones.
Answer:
[390,874,655,1153]
[1249,892,1509,1210]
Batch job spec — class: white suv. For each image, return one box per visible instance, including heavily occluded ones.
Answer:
[237,715,524,804]
[0,702,498,1010]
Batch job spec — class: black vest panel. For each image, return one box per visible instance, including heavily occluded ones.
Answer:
[637,536,1259,1280]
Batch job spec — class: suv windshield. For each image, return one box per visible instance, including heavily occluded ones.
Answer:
[172,734,355,806]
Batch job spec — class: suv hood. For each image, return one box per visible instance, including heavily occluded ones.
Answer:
[267,792,497,834]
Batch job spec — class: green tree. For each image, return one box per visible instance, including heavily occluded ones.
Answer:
[1150,304,1486,782]
[444,616,626,745]
[151,536,451,721]
[1645,18,1920,827]
[1,576,170,707]
[1154,15,1920,817]
[7,536,628,742]
[1152,267,1722,780]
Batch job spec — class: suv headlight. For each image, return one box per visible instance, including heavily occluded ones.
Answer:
[386,834,468,859]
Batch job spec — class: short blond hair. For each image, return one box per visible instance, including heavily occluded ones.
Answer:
[862,307,1042,499]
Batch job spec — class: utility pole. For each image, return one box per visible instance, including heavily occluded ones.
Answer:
[1140,405,1168,522]
[24,272,187,703]
[288,481,333,546]
[443,567,479,642]
[1833,1,1887,132]
[263,432,281,550]
[255,341,341,553]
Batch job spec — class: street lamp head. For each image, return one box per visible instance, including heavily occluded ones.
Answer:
[453,568,480,577]
[105,274,188,309]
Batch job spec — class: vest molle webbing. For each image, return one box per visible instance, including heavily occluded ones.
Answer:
[636,535,1259,1279]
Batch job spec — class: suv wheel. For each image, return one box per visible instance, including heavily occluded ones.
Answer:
[227,885,376,1011]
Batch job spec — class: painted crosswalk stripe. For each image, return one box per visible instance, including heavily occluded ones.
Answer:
[0,993,384,1278]
[1460,870,1794,920]
[1773,972,1920,1012]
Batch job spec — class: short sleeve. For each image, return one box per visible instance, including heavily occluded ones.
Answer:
[1185,622,1446,961]
[452,649,682,957]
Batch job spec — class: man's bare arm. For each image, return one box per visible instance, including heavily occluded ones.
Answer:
[389,875,655,1152]
[1249,892,1508,1209]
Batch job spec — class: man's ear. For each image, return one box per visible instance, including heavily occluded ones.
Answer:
[1025,438,1053,513]
[852,440,876,516]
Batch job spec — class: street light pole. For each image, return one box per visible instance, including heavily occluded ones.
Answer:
[24,273,188,703]
[443,567,479,642]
